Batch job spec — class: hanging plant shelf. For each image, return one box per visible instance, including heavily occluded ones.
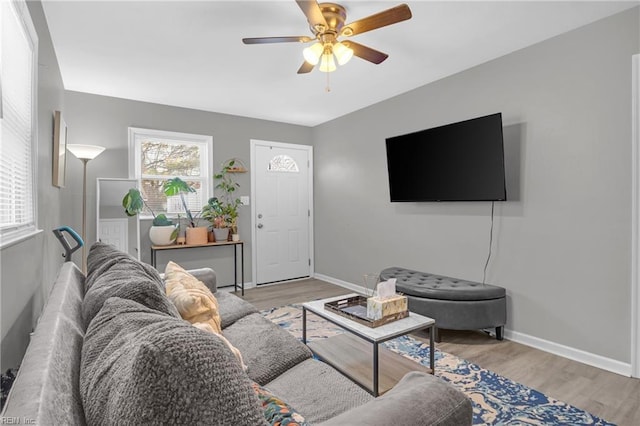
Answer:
[224,158,248,173]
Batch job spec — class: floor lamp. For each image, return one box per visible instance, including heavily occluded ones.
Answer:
[67,144,106,274]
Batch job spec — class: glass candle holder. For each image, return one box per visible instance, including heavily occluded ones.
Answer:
[363,274,380,297]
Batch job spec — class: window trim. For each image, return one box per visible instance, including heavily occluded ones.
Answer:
[127,127,213,219]
[0,0,40,249]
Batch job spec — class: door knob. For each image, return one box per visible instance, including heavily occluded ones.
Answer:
[257,223,263,229]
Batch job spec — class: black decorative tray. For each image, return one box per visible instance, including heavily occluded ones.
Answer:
[324,295,408,328]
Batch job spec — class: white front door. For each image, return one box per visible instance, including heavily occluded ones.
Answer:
[99,219,128,253]
[252,140,313,285]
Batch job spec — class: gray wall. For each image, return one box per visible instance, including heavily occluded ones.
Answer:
[62,91,312,285]
[1,0,66,370]
[313,7,639,363]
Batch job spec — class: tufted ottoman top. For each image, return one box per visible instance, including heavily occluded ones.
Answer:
[379,267,506,301]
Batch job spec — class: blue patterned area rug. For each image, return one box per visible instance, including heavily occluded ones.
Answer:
[262,305,614,426]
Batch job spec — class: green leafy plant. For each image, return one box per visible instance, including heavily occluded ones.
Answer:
[212,160,242,231]
[226,203,239,234]
[162,177,199,227]
[122,188,174,227]
[201,197,226,228]
[122,177,199,228]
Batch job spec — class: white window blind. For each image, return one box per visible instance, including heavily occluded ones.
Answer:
[128,128,213,219]
[0,0,38,246]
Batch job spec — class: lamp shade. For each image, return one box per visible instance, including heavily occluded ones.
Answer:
[319,53,336,73]
[333,42,353,66]
[67,144,106,160]
[303,42,324,66]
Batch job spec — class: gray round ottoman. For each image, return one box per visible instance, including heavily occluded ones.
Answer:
[379,267,506,341]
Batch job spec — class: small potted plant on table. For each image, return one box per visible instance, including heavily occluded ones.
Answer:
[202,197,229,242]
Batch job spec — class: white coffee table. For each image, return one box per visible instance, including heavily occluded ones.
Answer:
[302,293,436,396]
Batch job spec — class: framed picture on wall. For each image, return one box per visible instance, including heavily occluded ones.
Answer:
[52,110,67,188]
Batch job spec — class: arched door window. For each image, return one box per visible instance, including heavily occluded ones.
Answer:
[269,154,299,172]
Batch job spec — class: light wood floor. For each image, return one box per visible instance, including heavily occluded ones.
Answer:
[237,278,640,426]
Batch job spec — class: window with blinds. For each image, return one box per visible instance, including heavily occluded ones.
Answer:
[0,0,39,246]
[128,128,213,219]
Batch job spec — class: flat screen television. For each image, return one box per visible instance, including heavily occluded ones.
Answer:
[385,113,507,202]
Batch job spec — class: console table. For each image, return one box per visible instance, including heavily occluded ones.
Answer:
[151,240,245,295]
[302,294,435,396]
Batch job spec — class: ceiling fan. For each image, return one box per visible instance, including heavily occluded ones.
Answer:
[242,1,412,74]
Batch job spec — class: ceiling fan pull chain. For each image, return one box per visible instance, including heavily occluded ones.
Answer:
[325,71,331,93]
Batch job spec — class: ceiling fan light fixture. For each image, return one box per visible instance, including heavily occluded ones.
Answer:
[319,52,336,73]
[332,41,353,66]
[303,42,324,65]
[244,1,412,76]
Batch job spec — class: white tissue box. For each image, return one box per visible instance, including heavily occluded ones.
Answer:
[366,295,408,320]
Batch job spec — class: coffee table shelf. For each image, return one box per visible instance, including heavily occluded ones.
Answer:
[302,293,435,396]
[308,333,431,395]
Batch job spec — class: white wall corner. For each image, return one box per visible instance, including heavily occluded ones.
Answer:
[631,53,640,378]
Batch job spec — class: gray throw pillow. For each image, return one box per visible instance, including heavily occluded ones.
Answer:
[80,297,267,426]
[83,242,179,328]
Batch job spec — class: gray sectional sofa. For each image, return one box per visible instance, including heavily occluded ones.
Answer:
[2,243,472,425]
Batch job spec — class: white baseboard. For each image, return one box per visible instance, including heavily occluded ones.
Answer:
[218,281,256,293]
[505,329,631,377]
[315,272,632,377]
[313,273,368,295]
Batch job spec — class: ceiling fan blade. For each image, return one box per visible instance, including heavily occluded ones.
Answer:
[243,36,312,45]
[297,61,315,74]
[344,41,389,64]
[296,0,328,30]
[341,4,412,37]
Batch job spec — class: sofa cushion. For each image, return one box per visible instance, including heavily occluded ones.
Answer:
[223,313,312,385]
[80,297,267,425]
[216,291,259,329]
[318,372,473,426]
[265,358,373,424]
[83,243,179,328]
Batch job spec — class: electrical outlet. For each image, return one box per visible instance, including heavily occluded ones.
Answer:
[240,196,250,206]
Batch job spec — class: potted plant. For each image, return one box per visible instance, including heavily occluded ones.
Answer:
[175,213,186,245]
[213,159,242,241]
[202,197,230,242]
[122,188,178,246]
[162,177,208,245]
[227,204,240,241]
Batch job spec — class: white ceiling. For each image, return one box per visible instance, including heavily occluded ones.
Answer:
[42,1,638,127]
